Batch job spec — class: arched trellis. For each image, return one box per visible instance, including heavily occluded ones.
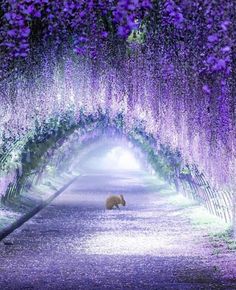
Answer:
[0,45,235,191]
[0,109,234,226]
[0,41,235,238]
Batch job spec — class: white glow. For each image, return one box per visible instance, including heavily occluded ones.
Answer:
[103,146,141,171]
[74,233,177,256]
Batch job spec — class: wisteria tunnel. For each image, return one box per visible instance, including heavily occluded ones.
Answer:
[0,1,236,289]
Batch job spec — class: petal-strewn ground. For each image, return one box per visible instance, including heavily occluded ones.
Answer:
[0,172,235,290]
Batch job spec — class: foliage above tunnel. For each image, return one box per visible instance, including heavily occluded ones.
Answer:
[0,1,234,81]
[0,1,235,194]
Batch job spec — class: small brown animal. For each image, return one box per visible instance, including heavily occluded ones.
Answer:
[105,194,126,210]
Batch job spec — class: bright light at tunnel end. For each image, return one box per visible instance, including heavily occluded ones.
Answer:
[105,146,141,171]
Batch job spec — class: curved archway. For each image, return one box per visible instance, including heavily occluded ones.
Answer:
[0,110,233,225]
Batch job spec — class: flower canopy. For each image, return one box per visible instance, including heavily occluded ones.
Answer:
[0,1,235,191]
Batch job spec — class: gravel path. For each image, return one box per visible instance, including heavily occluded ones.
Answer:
[0,172,235,290]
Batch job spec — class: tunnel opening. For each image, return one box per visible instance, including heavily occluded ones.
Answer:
[77,144,142,173]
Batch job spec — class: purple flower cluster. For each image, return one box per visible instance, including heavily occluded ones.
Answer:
[164,0,184,28]
[0,0,152,65]
[113,0,152,37]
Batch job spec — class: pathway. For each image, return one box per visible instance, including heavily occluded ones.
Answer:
[0,171,235,289]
